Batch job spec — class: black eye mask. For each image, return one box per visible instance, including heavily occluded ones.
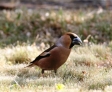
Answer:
[69,34,82,48]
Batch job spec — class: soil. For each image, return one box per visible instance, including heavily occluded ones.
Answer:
[0,0,109,10]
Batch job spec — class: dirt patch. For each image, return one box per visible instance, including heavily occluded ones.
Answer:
[0,0,111,10]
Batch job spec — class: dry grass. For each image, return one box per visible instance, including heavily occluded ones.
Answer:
[0,6,112,92]
[0,43,112,92]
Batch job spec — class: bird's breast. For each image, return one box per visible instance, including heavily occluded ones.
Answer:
[37,47,71,70]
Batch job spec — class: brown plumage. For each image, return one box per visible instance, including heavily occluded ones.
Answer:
[27,32,82,74]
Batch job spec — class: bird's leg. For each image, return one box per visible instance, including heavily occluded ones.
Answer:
[42,69,45,74]
[41,69,45,77]
[54,70,57,74]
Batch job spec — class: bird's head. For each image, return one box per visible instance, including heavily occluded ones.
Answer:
[56,32,82,49]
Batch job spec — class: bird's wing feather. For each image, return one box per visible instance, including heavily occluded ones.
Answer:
[30,45,56,63]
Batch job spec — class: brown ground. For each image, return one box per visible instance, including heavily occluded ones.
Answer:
[0,0,111,10]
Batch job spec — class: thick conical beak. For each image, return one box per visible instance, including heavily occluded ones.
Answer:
[73,37,82,45]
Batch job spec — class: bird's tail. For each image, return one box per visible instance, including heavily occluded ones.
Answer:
[24,63,35,68]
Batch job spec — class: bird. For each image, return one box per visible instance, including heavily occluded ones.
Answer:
[26,32,82,74]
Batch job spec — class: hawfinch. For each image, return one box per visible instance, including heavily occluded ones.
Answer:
[27,32,82,74]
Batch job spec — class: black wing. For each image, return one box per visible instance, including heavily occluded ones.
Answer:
[30,45,56,63]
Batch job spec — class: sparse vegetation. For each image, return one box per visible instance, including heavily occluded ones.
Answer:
[0,43,112,92]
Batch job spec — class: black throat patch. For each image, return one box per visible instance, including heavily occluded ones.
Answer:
[68,34,75,49]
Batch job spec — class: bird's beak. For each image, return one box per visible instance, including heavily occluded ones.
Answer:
[73,37,82,45]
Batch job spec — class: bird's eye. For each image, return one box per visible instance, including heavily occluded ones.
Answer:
[73,36,77,39]
[69,34,75,40]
